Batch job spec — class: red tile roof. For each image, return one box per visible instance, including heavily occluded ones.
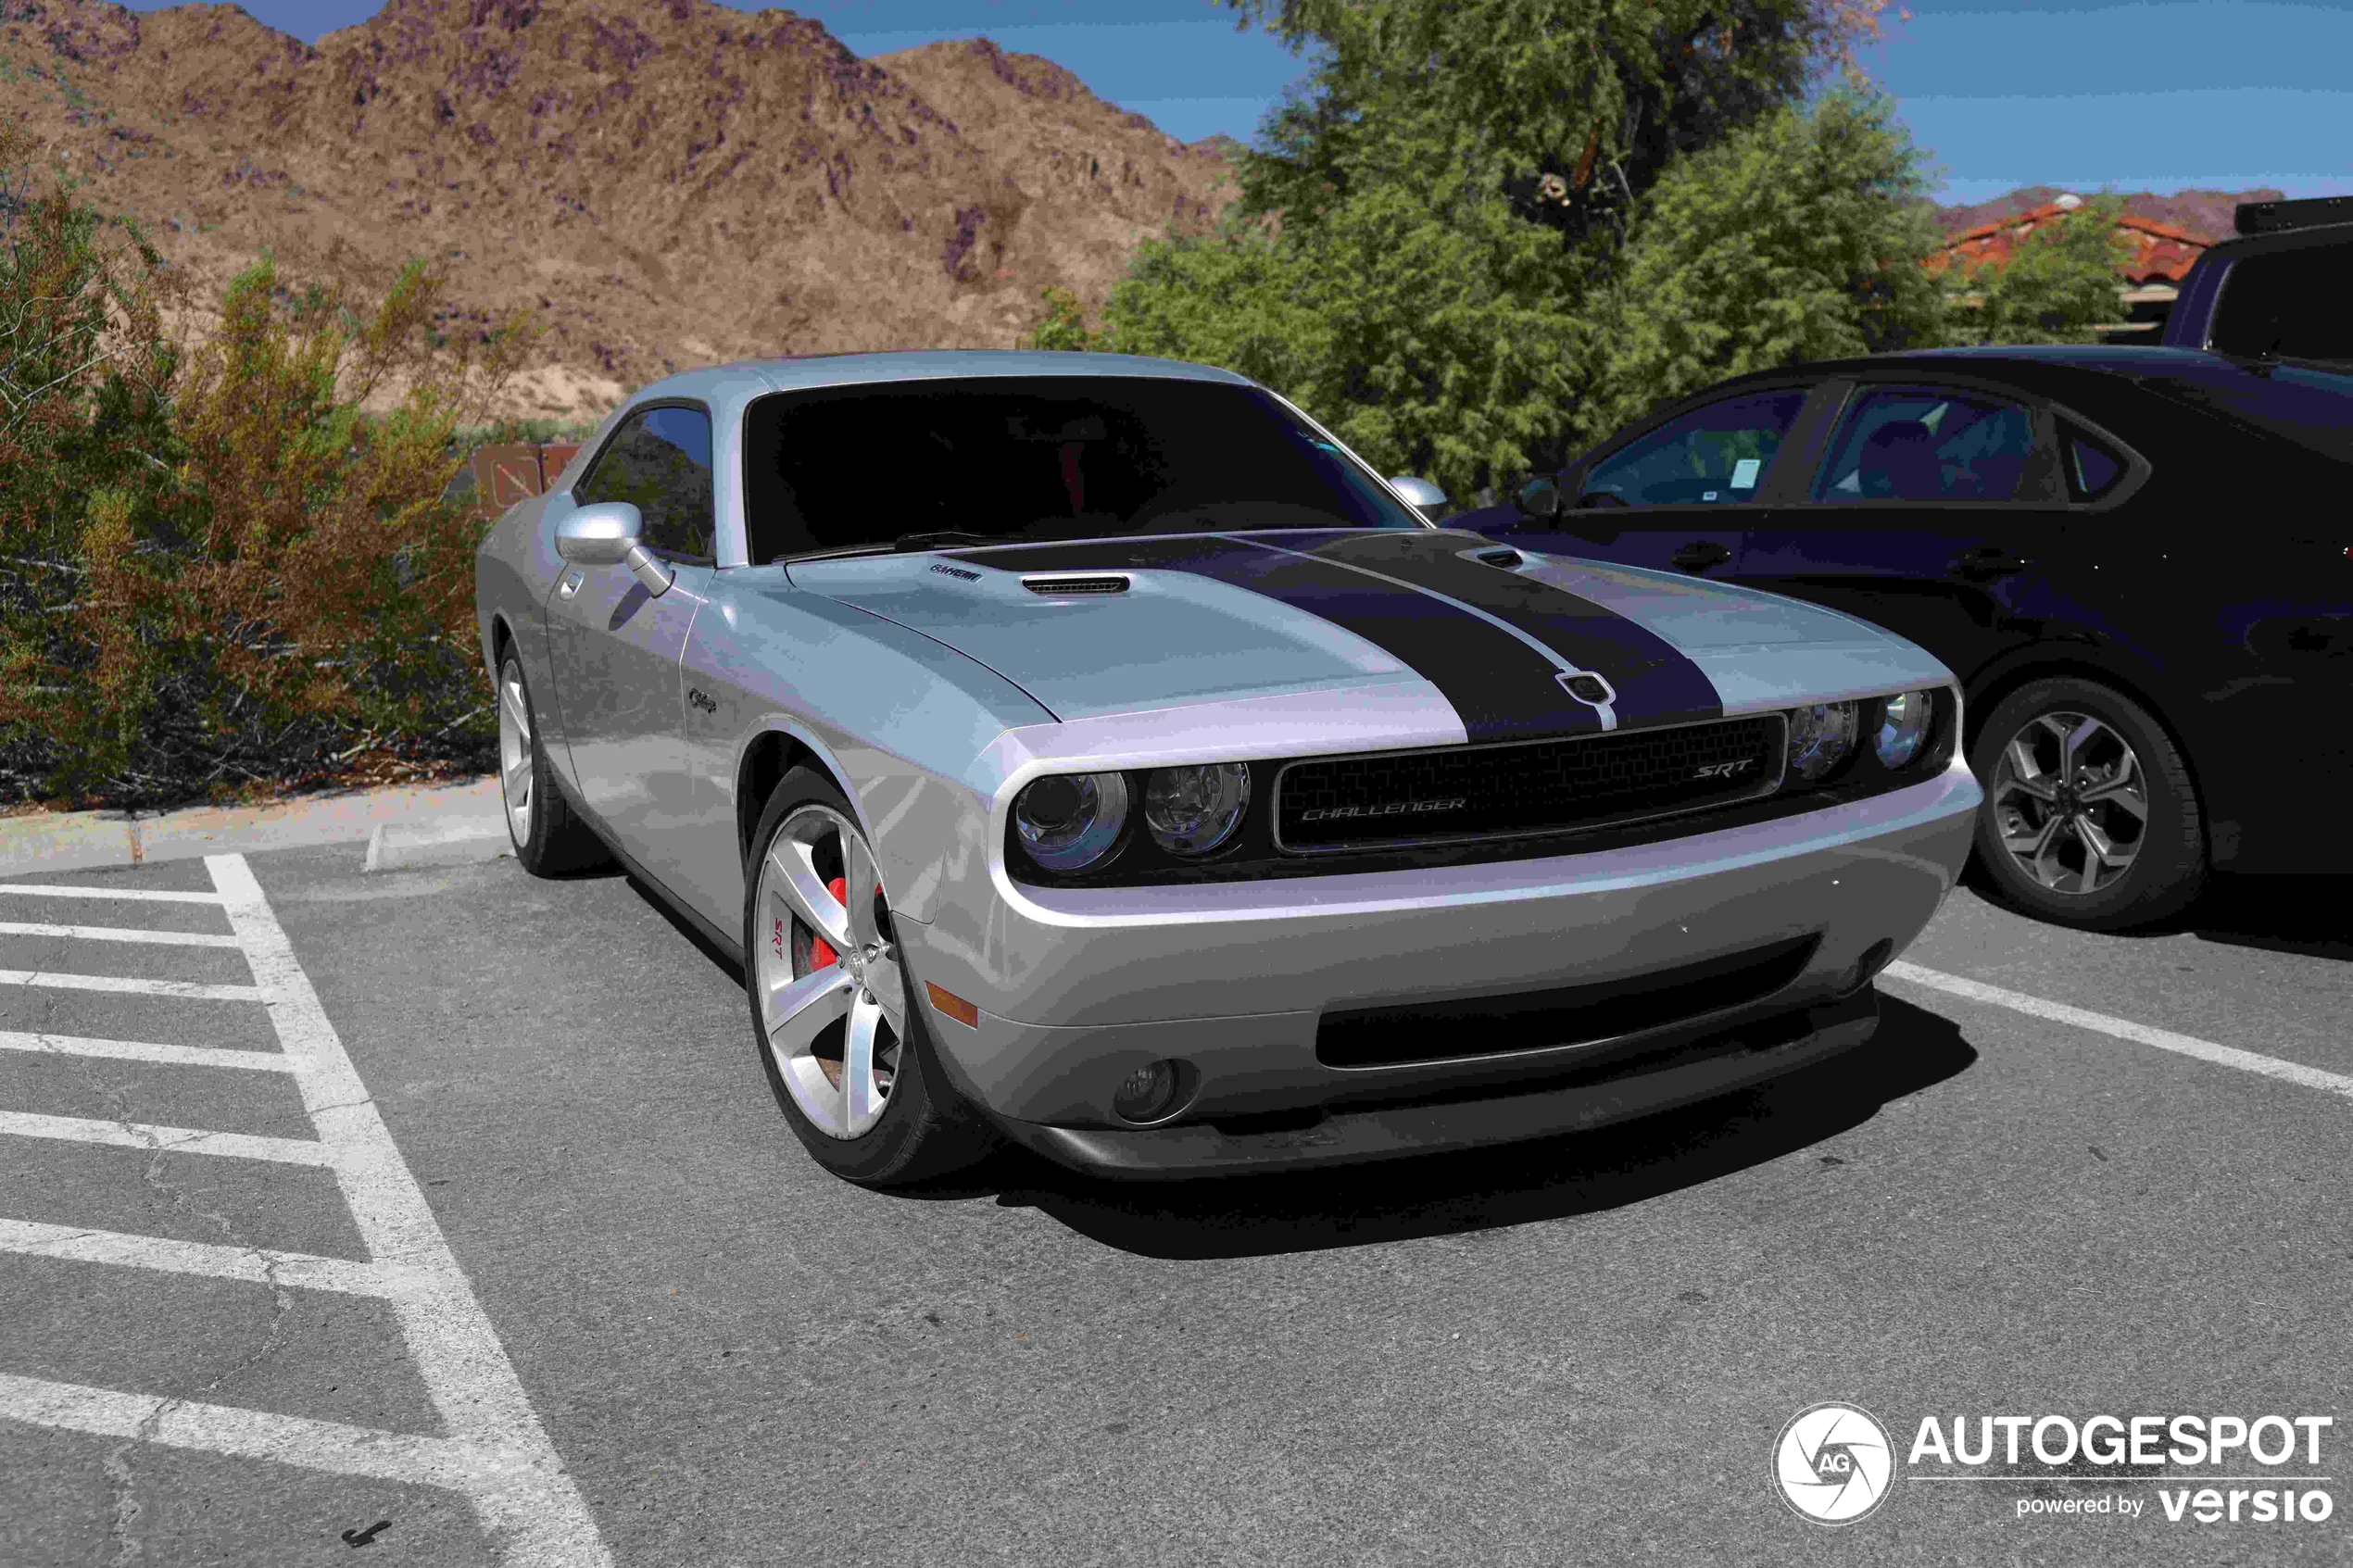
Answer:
[1927,201,2217,284]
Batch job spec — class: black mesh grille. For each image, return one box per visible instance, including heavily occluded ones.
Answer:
[1316,935,1820,1068]
[1276,716,1784,850]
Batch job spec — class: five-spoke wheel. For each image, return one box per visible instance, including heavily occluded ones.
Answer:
[752,804,907,1140]
[740,767,989,1185]
[1988,710,2146,897]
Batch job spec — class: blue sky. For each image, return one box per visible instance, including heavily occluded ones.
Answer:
[125,0,2352,205]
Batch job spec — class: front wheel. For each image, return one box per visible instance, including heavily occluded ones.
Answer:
[742,768,991,1186]
[497,651,609,877]
[1968,677,2206,931]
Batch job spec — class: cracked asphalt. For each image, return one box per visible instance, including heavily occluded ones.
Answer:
[2,844,2349,1566]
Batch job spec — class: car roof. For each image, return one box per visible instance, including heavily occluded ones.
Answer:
[624,349,1256,405]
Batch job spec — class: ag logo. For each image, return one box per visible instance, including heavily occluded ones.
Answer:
[1774,1402,1894,1524]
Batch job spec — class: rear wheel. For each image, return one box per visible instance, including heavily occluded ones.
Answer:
[1968,676,2205,931]
[497,650,609,877]
[742,768,990,1186]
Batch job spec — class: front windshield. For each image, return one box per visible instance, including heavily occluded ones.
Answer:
[741,376,1425,561]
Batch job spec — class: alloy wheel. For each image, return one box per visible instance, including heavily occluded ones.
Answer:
[1989,710,2148,896]
[497,660,534,847]
[752,804,906,1140]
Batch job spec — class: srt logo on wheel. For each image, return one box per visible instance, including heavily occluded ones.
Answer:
[1775,1402,1895,1524]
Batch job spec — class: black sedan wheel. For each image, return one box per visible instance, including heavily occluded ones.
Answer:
[1968,677,2206,931]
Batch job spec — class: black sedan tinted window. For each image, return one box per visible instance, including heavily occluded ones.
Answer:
[2208,244,2353,365]
[740,378,1422,561]
[1813,387,2034,503]
[1577,390,1806,508]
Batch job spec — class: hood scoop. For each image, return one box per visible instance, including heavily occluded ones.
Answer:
[1022,573,1130,596]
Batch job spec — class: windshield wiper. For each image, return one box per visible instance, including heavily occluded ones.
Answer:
[772,530,1008,566]
[891,530,1002,552]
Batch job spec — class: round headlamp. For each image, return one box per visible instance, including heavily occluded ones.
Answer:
[1013,771,1129,871]
[1875,690,1934,769]
[1142,763,1252,857]
[1785,701,1860,784]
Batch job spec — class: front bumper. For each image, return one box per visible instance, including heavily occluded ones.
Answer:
[900,757,1980,1167]
[998,987,1881,1178]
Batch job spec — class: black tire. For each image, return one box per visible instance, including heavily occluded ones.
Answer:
[741,767,991,1187]
[497,650,610,877]
[1968,676,2206,931]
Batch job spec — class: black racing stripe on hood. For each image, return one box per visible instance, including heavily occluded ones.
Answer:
[941,534,1604,742]
[1269,531,1726,728]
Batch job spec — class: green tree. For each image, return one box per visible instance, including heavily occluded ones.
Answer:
[1018,285,1104,352]
[1577,93,1948,443]
[1944,195,2133,346]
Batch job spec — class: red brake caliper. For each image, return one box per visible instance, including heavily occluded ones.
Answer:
[809,875,848,969]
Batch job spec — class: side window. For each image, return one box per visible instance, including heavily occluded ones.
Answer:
[575,405,715,562]
[1577,389,1809,508]
[2061,423,2126,502]
[2208,245,2353,362]
[1812,386,2035,503]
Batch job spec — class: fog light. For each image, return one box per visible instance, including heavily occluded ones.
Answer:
[1838,938,1896,997]
[1112,1059,1185,1123]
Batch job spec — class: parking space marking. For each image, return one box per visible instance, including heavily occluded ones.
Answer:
[0,969,267,1001]
[0,920,245,947]
[0,1029,299,1072]
[0,854,611,1566]
[0,1109,333,1164]
[0,884,227,906]
[0,1374,557,1498]
[0,1217,432,1300]
[1884,960,2353,1101]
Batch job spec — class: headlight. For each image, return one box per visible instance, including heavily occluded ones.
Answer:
[1142,763,1251,856]
[1875,690,1934,769]
[1785,701,1860,783]
[1013,771,1129,871]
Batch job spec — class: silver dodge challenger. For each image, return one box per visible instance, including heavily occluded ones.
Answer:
[474,351,1982,1186]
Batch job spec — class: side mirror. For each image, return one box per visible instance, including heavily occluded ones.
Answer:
[1387,475,1449,519]
[553,501,673,596]
[554,502,642,566]
[1513,476,1562,521]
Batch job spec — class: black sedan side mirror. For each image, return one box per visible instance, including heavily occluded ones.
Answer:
[1514,476,1562,521]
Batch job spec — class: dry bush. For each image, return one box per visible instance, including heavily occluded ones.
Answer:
[0,116,538,809]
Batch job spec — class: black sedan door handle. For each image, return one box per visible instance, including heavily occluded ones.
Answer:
[1947,546,2032,579]
[1670,541,1733,572]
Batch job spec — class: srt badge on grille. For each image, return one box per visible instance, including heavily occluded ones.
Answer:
[1300,797,1467,822]
[1692,759,1756,779]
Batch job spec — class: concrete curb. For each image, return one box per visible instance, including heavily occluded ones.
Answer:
[363,822,514,873]
[0,778,509,877]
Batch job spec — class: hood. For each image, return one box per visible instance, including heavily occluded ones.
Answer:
[786,529,1933,742]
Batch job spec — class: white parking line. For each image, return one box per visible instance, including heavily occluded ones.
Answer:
[0,884,226,904]
[0,1217,433,1301]
[0,853,610,1565]
[0,1029,298,1072]
[0,920,244,947]
[0,1109,332,1164]
[0,969,267,1001]
[1882,960,2353,1101]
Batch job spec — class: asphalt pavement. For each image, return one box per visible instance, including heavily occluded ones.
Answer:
[2,839,2348,1566]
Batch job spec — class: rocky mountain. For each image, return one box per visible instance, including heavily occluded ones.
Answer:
[1934,184,2285,242]
[0,0,1240,419]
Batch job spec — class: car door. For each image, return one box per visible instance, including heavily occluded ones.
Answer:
[1508,384,1827,580]
[1734,380,2066,684]
[544,402,718,884]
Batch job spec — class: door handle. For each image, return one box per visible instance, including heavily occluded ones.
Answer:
[1670,541,1733,572]
[1947,546,2032,579]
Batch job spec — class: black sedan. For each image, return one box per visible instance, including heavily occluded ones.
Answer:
[1462,345,2352,931]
